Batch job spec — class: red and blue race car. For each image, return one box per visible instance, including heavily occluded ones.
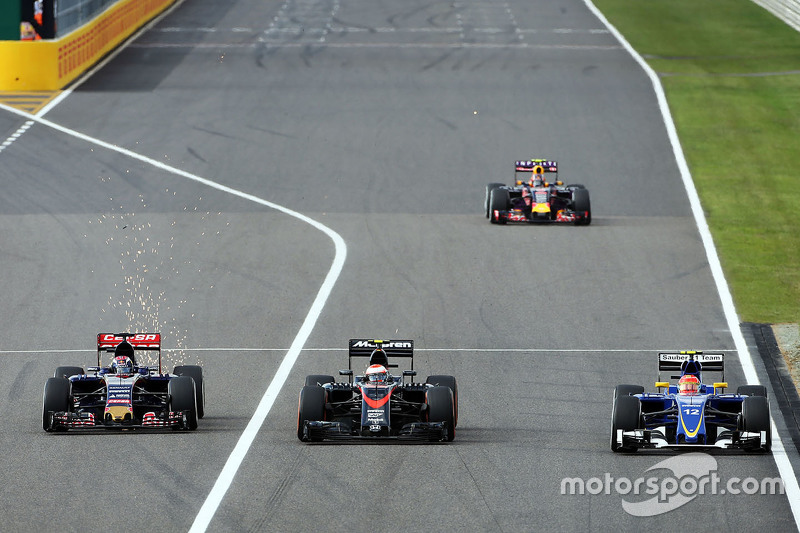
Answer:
[297,339,458,442]
[43,333,204,431]
[485,159,591,225]
[611,351,771,452]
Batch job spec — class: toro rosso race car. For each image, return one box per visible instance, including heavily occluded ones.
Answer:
[611,351,771,452]
[485,159,591,225]
[297,339,458,442]
[42,333,205,431]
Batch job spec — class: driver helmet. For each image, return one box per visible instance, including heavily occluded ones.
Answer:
[365,364,388,383]
[112,356,134,376]
[678,374,700,395]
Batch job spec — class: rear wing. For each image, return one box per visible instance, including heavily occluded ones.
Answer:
[97,333,162,373]
[515,159,558,173]
[657,351,724,381]
[348,339,414,371]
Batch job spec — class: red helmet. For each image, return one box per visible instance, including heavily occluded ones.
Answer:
[365,364,388,383]
[678,374,700,395]
[112,356,134,376]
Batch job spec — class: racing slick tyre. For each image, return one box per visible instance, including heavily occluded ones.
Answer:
[737,385,767,398]
[572,188,591,226]
[304,374,336,387]
[174,365,205,419]
[566,184,586,189]
[43,377,71,431]
[611,395,641,452]
[485,183,505,217]
[169,376,198,430]
[489,188,509,224]
[54,366,83,379]
[297,385,327,441]
[426,375,458,427]
[740,395,771,451]
[427,386,455,442]
[613,384,644,400]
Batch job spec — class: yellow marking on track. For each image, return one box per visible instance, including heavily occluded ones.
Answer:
[0,91,61,115]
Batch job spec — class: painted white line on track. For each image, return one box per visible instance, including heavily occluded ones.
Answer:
[583,0,800,527]
[0,100,348,531]
[0,3,347,524]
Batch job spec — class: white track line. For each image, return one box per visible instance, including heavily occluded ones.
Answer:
[0,34,347,533]
[583,0,800,527]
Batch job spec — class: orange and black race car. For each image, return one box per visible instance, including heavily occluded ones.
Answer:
[297,339,458,442]
[485,159,591,225]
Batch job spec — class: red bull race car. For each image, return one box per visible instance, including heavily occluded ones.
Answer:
[42,333,204,431]
[297,339,458,442]
[485,159,591,225]
[611,351,771,452]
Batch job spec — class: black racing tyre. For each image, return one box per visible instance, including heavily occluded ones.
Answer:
[169,376,198,430]
[54,366,83,379]
[43,377,71,431]
[611,395,641,452]
[304,374,335,387]
[174,365,205,419]
[427,386,455,442]
[572,188,591,226]
[566,184,586,189]
[426,375,458,428]
[297,385,327,441]
[485,183,505,217]
[489,188,509,224]
[740,395,771,451]
[737,385,767,398]
[613,384,644,400]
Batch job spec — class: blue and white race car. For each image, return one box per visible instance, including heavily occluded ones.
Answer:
[611,351,771,452]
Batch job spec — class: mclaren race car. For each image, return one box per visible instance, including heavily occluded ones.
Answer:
[297,339,458,442]
[485,159,591,225]
[611,351,771,452]
[42,333,205,431]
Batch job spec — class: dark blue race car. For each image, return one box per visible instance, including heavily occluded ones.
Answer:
[611,351,771,452]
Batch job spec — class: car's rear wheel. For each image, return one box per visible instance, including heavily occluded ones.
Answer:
[304,374,335,387]
[174,365,205,419]
[737,385,767,397]
[485,183,505,217]
[489,188,509,224]
[427,386,455,441]
[611,395,641,452]
[169,376,198,430]
[297,385,326,441]
[740,395,771,451]
[54,366,83,379]
[43,377,71,431]
[426,375,458,427]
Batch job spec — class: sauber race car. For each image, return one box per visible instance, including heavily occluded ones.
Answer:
[42,333,205,431]
[297,339,458,442]
[485,159,591,225]
[611,351,771,452]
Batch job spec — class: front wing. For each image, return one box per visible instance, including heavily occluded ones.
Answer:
[45,410,194,431]
[301,420,450,442]
[614,428,769,452]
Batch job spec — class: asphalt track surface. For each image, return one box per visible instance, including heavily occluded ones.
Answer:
[0,0,798,531]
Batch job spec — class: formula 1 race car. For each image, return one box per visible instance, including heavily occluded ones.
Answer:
[42,333,205,431]
[485,159,591,225]
[611,351,771,452]
[297,339,458,442]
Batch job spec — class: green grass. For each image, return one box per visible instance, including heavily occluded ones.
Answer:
[593,0,800,323]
